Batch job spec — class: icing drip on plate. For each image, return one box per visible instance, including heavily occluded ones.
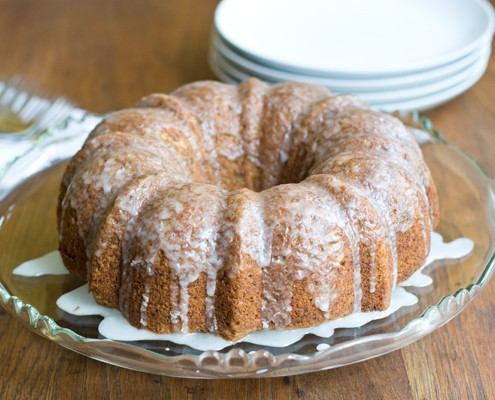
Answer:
[13,232,474,351]
[13,251,70,276]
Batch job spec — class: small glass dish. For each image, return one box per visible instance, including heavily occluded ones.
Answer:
[0,112,493,378]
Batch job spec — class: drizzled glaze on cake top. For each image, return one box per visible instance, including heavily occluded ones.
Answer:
[57,78,439,341]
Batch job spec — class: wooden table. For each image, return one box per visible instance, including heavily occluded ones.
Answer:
[1,1,494,398]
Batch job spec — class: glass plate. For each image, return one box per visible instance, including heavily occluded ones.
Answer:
[0,112,494,378]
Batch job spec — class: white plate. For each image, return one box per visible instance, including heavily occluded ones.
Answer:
[211,43,491,104]
[209,48,489,112]
[213,32,492,91]
[209,52,238,84]
[378,55,489,111]
[215,0,495,77]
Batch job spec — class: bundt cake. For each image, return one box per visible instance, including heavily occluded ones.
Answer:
[57,78,439,341]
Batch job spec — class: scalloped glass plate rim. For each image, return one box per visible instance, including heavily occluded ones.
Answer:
[0,111,494,378]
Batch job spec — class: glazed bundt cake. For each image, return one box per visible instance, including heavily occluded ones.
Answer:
[57,78,439,341]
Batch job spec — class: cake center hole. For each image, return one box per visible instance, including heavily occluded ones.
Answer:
[209,141,312,192]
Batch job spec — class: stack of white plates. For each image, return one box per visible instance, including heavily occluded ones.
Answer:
[209,0,495,111]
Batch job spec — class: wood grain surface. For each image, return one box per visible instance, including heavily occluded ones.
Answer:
[0,1,494,398]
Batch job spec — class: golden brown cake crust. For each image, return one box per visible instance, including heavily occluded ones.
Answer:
[58,78,439,341]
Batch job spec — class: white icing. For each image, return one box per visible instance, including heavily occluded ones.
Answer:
[242,194,264,267]
[369,252,377,293]
[63,148,166,255]
[218,138,244,161]
[307,178,364,313]
[174,83,246,186]
[308,109,437,291]
[240,81,266,170]
[14,232,474,351]
[198,118,222,185]
[400,271,432,288]
[13,251,68,277]
[260,184,348,327]
[424,233,474,265]
[120,183,228,333]
[55,282,417,351]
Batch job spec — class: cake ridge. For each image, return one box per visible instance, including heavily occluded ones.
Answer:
[303,178,363,313]
[120,182,229,333]
[90,171,185,307]
[172,81,240,189]
[238,79,269,175]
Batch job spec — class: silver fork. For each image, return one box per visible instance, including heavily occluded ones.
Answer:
[0,76,73,140]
